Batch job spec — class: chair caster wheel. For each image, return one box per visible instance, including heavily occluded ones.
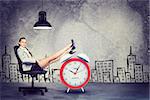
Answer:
[45,89,48,92]
[41,91,44,95]
[18,88,21,92]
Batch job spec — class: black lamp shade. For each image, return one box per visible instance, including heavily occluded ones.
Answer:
[33,11,52,29]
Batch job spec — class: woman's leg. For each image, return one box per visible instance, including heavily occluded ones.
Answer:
[37,43,72,68]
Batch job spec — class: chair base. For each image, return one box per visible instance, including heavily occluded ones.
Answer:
[19,87,48,96]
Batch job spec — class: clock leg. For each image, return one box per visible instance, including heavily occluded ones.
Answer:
[81,87,84,92]
[66,88,70,93]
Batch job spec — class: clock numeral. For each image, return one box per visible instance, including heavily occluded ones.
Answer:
[75,83,76,86]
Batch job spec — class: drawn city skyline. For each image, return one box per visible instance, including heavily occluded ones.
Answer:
[0,46,149,83]
[91,46,149,83]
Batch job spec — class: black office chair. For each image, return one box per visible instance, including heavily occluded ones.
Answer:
[14,45,48,96]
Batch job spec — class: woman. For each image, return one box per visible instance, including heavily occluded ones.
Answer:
[17,37,74,71]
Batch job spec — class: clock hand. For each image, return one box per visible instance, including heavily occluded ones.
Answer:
[75,63,81,74]
[68,69,76,74]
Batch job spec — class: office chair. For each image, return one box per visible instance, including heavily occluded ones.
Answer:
[14,45,48,96]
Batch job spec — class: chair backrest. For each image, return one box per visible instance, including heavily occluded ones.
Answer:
[14,45,24,73]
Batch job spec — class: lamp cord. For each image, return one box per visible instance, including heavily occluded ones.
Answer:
[42,0,43,11]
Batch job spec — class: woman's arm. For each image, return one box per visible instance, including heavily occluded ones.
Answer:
[17,48,36,63]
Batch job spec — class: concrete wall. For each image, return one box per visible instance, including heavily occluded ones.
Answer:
[0,0,149,74]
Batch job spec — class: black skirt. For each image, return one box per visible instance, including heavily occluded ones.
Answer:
[31,62,44,71]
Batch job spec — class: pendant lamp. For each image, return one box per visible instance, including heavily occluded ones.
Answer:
[33,0,52,29]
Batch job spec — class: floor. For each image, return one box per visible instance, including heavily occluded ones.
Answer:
[0,82,149,100]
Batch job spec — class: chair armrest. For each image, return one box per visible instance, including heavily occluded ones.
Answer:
[22,62,36,65]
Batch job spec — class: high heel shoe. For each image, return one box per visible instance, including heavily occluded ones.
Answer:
[70,39,74,47]
[69,39,76,54]
[69,50,76,54]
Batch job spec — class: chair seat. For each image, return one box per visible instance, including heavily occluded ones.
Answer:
[23,70,47,75]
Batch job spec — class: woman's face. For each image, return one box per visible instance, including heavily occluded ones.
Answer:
[19,39,27,48]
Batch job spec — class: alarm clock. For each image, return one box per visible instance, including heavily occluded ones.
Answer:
[60,54,90,93]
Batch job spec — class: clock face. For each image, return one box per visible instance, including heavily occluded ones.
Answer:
[60,58,90,89]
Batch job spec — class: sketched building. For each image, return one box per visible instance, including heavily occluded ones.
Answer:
[2,46,11,81]
[117,67,126,82]
[103,72,110,83]
[1,71,6,82]
[95,61,103,82]
[149,73,150,82]
[143,72,149,83]
[113,76,120,83]
[9,63,18,82]
[23,74,30,82]
[95,60,113,83]
[125,72,131,83]
[45,68,51,83]
[130,78,135,83]
[38,74,46,82]
[135,64,143,83]
[52,69,60,83]
[127,46,136,79]
[17,71,31,83]
[18,72,23,82]
[91,69,98,82]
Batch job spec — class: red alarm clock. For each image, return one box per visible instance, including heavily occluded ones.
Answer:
[60,57,90,93]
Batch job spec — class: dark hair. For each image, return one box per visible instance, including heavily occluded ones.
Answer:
[19,37,26,42]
